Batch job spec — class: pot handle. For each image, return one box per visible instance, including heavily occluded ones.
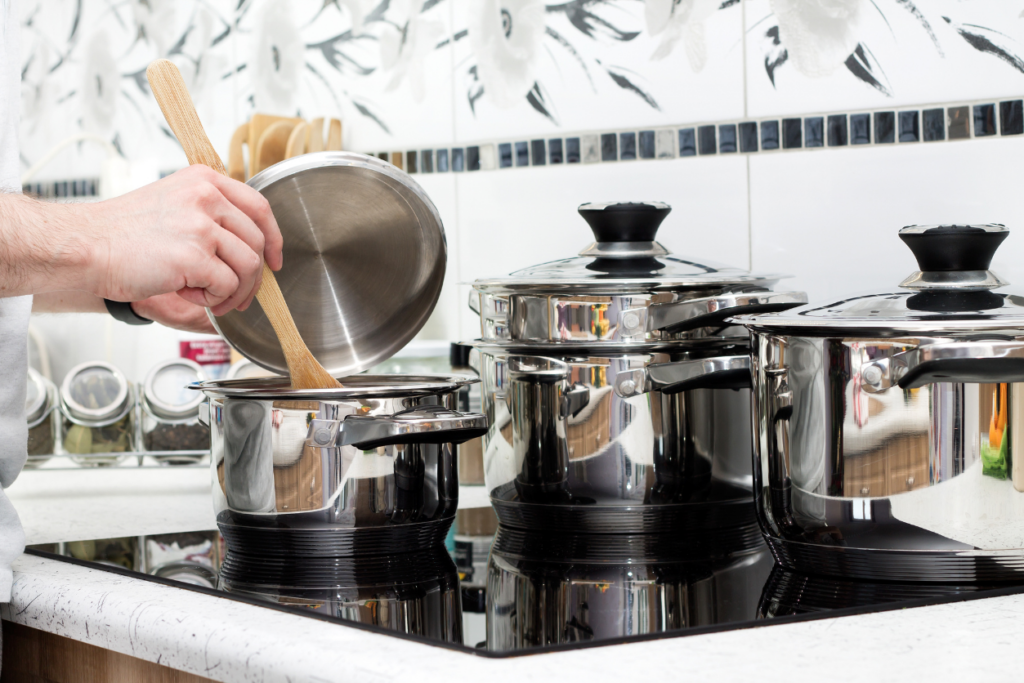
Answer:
[648,291,808,333]
[468,291,481,314]
[616,354,751,397]
[893,341,1024,389]
[339,405,488,450]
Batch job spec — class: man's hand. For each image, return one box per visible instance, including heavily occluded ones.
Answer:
[0,165,284,317]
[132,292,217,334]
[84,165,284,316]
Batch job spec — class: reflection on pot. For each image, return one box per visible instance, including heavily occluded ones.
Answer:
[485,527,772,651]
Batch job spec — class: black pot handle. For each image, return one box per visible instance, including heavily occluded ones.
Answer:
[894,342,1024,389]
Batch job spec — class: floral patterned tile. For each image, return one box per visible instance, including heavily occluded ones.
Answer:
[745,0,1024,118]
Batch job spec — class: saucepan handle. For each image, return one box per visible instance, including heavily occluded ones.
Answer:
[648,291,807,333]
[894,341,1024,389]
[339,406,488,450]
[616,354,751,397]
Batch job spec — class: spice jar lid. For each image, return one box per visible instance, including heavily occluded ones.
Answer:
[26,367,54,426]
[143,359,207,420]
[60,361,132,424]
[225,359,279,381]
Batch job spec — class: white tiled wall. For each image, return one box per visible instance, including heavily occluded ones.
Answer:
[18,0,1024,385]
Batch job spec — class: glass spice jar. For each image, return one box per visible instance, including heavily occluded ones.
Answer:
[141,358,210,465]
[25,367,58,467]
[60,361,135,467]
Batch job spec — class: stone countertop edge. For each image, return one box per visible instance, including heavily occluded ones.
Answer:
[6,553,1024,683]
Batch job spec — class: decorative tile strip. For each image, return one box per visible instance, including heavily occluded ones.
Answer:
[372,97,1024,175]
[21,178,99,199]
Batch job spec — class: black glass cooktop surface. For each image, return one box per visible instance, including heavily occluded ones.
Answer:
[28,527,1024,658]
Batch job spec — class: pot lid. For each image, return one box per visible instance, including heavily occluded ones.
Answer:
[143,359,206,420]
[471,202,785,293]
[211,152,446,377]
[60,361,131,423]
[194,374,477,400]
[740,224,1024,335]
[26,367,53,424]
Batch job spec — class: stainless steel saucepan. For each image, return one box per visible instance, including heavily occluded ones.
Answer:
[693,224,1024,582]
[468,202,806,542]
[196,375,486,557]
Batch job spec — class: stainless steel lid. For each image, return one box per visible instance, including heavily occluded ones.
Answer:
[471,202,784,294]
[211,152,447,377]
[143,359,206,420]
[195,374,477,400]
[26,367,54,425]
[60,361,132,424]
[741,224,1024,335]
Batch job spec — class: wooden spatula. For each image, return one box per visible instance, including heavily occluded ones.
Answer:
[146,59,342,390]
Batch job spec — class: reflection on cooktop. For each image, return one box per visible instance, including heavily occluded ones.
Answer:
[27,528,1024,658]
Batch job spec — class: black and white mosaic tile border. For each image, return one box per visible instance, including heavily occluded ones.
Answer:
[22,178,99,198]
[370,98,1024,174]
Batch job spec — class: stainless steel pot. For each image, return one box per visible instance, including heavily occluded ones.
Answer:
[468,202,805,539]
[219,546,463,642]
[710,224,1024,582]
[196,375,487,557]
[486,527,772,651]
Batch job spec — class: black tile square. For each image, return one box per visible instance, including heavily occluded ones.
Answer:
[378,152,389,161]
[948,106,970,139]
[761,121,780,150]
[739,122,758,152]
[874,111,895,143]
[804,117,824,147]
[498,143,513,168]
[451,147,465,172]
[718,124,737,153]
[782,118,802,149]
[850,114,870,144]
[530,139,546,165]
[420,150,433,173]
[698,125,717,154]
[436,149,449,172]
[922,108,945,141]
[548,138,563,164]
[620,132,637,160]
[827,115,847,146]
[639,130,655,159]
[1000,100,1023,135]
[601,133,618,161]
[974,104,996,136]
[566,137,581,163]
[406,150,418,173]
[515,141,529,167]
[679,128,697,156]
[467,146,480,171]
[899,111,919,142]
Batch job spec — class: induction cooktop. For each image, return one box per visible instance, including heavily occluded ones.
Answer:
[27,527,1024,658]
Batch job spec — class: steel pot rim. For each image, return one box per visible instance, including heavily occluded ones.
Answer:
[194,373,478,399]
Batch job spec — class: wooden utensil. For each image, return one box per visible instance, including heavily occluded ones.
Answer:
[146,59,341,390]
[307,118,325,152]
[285,121,309,158]
[228,122,248,182]
[327,118,342,150]
[254,120,300,174]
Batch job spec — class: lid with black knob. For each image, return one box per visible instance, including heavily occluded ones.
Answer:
[740,223,1024,336]
[471,201,788,294]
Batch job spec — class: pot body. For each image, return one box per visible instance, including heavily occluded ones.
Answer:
[202,376,486,557]
[478,347,760,547]
[751,332,1024,581]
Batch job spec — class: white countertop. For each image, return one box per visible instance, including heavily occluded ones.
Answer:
[5,467,1024,683]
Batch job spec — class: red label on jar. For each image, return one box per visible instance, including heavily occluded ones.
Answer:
[180,340,231,365]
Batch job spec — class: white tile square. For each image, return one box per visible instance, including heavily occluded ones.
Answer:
[656,129,677,159]
[582,135,601,164]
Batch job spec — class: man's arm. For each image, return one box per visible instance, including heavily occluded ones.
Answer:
[1,165,283,318]
[32,291,216,334]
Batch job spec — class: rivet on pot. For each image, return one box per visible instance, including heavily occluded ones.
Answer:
[862,364,883,385]
[314,428,333,446]
[622,312,641,330]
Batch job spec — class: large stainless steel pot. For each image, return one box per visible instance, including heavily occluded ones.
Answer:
[486,527,772,650]
[704,224,1024,582]
[196,375,486,557]
[469,202,806,539]
[219,545,463,642]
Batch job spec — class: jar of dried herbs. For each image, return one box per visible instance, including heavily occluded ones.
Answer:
[59,361,135,467]
[141,358,210,465]
[25,367,58,467]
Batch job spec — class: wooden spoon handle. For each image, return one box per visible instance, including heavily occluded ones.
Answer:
[146,59,341,390]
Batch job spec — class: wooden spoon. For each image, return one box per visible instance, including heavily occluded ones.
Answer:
[146,59,342,390]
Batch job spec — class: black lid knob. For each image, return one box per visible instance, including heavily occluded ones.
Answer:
[899,224,1008,272]
[578,202,671,243]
